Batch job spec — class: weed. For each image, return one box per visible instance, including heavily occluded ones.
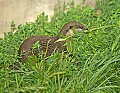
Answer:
[0,0,120,92]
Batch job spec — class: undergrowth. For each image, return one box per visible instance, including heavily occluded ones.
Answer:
[0,0,120,93]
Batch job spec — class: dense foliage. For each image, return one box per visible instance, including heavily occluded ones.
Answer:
[0,0,120,92]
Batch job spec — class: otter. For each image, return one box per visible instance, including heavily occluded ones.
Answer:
[11,22,88,70]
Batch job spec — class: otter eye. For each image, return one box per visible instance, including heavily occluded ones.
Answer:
[69,26,73,29]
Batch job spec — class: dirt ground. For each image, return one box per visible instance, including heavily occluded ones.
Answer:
[0,0,95,38]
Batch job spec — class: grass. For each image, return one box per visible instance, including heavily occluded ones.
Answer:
[0,0,120,93]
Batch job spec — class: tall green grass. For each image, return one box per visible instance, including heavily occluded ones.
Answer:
[0,0,120,92]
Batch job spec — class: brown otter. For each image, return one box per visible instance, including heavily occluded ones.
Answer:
[12,22,88,70]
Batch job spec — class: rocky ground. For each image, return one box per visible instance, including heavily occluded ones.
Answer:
[0,0,95,38]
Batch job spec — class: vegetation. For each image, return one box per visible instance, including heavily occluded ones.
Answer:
[0,0,120,92]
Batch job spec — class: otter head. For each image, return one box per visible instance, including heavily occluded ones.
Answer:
[59,21,88,36]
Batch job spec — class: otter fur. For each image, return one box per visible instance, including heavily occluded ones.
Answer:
[12,22,88,70]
